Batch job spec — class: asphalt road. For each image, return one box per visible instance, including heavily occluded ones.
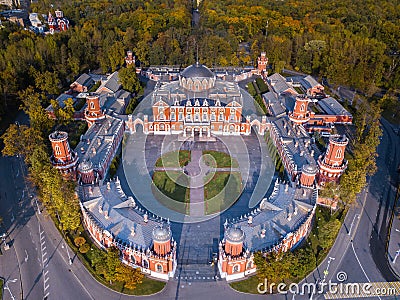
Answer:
[298,119,400,300]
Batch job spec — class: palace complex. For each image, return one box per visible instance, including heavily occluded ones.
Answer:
[48,52,351,281]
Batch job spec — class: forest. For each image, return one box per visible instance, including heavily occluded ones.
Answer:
[0,0,398,123]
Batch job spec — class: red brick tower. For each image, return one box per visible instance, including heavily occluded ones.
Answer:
[317,135,348,185]
[300,164,318,188]
[289,96,311,124]
[49,131,78,178]
[125,51,135,66]
[152,224,172,256]
[85,95,105,127]
[224,227,245,256]
[257,52,268,73]
[77,159,96,185]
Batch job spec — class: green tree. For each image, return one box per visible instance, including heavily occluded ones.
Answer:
[318,219,342,249]
[118,67,140,93]
[74,236,86,247]
[1,124,43,162]
[104,247,121,283]
[115,263,144,290]
[19,87,54,134]
[34,70,60,96]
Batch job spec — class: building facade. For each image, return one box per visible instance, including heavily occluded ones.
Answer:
[48,10,69,34]
[80,180,177,280]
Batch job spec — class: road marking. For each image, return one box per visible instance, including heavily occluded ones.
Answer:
[42,246,46,251]
[44,270,49,276]
[44,292,50,298]
[42,257,47,263]
[42,251,47,257]
[44,284,49,291]
[351,242,381,300]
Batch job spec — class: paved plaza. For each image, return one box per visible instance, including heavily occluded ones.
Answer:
[118,129,274,280]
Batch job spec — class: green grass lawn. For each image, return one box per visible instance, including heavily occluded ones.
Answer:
[202,150,239,168]
[255,77,269,94]
[229,275,260,294]
[130,276,166,295]
[152,171,190,214]
[155,150,191,168]
[204,172,242,214]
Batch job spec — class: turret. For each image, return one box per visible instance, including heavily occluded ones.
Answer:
[224,226,245,256]
[317,135,348,185]
[85,94,105,127]
[257,52,268,73]
[49,131,78,178]
[125,51,135,66]
[300,164,318,188]
[77,159,96,185]
[289,96,310,124]
[152,224,172,256]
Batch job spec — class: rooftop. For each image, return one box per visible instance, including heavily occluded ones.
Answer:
[97,71,121,94]
[181,63,215,79]
[73,73,94,87]
[267,73,298,96]
[75,116,124,172]
[231,181,316,251]
[270,116,317,172]
[80,179,167,249]
[317,97,352,117]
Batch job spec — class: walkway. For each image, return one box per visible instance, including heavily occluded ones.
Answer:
[186,150,207,217]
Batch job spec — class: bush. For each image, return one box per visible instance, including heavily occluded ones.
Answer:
[74,236,86,247]
[79,243,90,254]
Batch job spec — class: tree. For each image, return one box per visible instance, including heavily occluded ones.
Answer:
[115,264,144,290]
[79,243,90,254]
[19,87,54,134]
[34,70,60,97]
[1,124,43,162]
[108,41,125,72]
[51,97,75,126]
[118,67,140,93]
[74,236,86,247]
[104,247,121,283]
[318,219,341,249]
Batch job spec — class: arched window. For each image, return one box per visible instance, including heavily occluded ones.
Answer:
[335,149,342,159]
[130,255,136,265]
[156,263,163,273]
[233,264,240,273]
[142,260,149,269]
[55,145,61,156]
[90,101,95,109]
[300,103,305,112]
[247,261,253,270]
